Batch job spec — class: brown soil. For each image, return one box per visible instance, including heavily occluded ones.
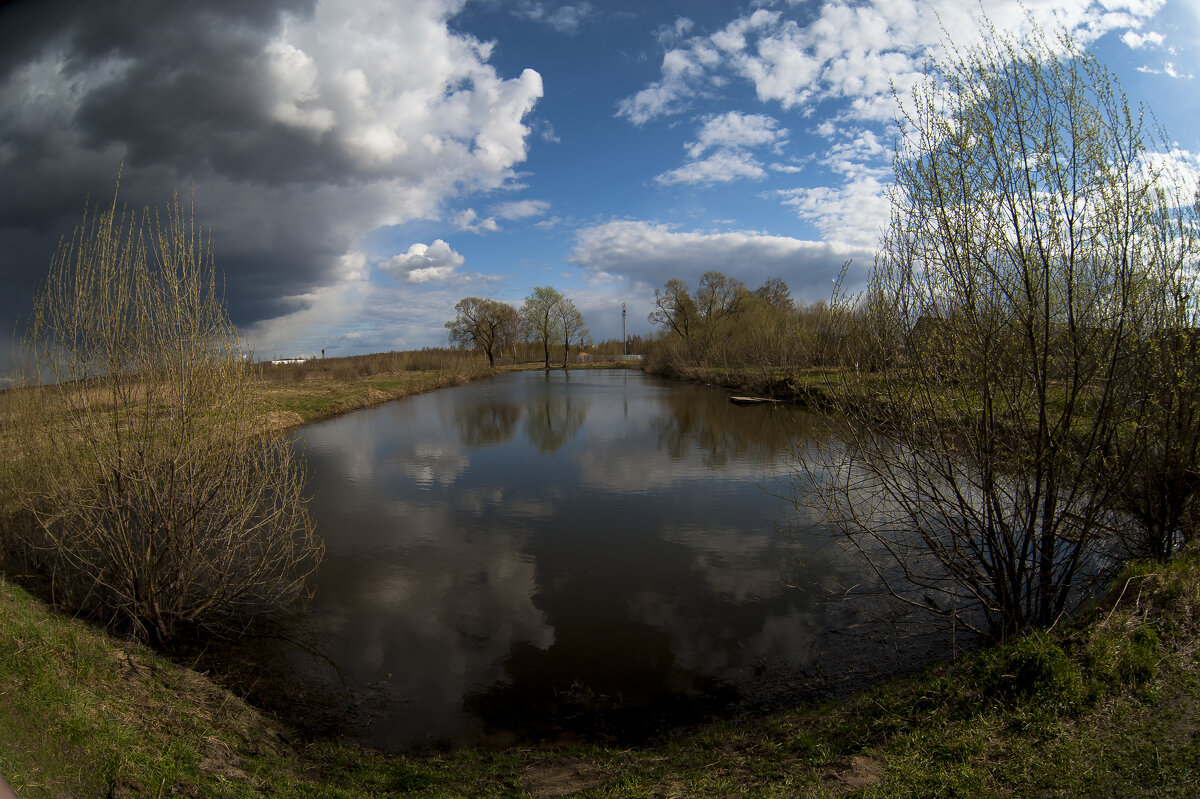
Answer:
[821,754,884,791]
[522,758,608,797]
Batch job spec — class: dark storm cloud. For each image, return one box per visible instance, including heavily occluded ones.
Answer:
[2,1,312,172]
[0,0,312,343]
[0,0,543,356]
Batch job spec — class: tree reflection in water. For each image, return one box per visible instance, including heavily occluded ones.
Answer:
[523,371,588,453]
[229,370,947,751]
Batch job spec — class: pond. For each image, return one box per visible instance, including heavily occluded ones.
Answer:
[252,369,926,750]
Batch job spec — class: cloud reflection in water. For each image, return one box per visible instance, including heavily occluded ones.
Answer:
[284,370,891,749]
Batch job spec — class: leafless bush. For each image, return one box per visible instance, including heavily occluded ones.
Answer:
[797,25,1198,638]
[13,186,322,645]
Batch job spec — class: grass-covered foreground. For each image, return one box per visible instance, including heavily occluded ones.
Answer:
[3,543,1199,797]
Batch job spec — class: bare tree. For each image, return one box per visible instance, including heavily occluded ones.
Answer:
[754,276,794,313]
[14,187,322,644]
[500,305,527,364]
[556,297,589,367]
[693,271,747,365]
[446,296,519,368]
[799,25,1199,638]
[729,278,798,377]
[648,278,697,363]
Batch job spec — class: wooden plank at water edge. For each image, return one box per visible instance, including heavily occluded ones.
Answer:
[729,396,783,405]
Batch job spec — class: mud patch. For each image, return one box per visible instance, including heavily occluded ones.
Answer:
[821,754,883,792]
[522,758,606,797]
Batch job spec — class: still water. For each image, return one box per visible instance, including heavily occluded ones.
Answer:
[278,369,897,749]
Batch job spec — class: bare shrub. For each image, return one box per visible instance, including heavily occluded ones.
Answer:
[797,25,1199,638]
[14,186,322,644]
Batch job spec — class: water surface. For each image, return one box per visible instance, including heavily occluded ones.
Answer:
[276,369,900,749]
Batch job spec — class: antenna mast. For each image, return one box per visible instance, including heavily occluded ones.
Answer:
[622,302,627,357]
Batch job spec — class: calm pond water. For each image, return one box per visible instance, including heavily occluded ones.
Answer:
[265,369,916,749]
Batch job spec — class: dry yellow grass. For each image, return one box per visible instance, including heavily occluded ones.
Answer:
[246,366,493,434]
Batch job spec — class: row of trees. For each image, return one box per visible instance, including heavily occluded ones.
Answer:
[446,286,590,368]
[646,271,871,377]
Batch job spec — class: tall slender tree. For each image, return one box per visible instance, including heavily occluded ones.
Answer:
[522,285,564,368]
[556,297,589,367]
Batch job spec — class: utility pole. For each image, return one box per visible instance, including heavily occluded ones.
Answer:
[622,302,627,357]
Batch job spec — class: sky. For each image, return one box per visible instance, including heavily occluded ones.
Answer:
[1,0,1198,362]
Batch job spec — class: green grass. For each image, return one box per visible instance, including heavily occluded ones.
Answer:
[0,577,269,797]
[4,545,1200,797]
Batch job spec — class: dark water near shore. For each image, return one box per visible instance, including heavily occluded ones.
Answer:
[245,369,938,750]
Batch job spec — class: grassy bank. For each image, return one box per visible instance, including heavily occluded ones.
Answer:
[249,368,486,433]
[248,351,639,433]
[641,362,846,408]
[3,543,1198,797]
[247,350,496,433]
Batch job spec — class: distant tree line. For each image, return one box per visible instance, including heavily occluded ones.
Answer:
[643,269,880,387]
[446,286,590,368]
[257,347,485,382]
[589,334,648,361]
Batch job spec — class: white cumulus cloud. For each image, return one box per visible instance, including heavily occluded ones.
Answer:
[685,112,786,159]
[623,1,1176,257]
[265,0,544,182]
[619,1,1170,126]
[777,176,891,249]
[655,150,767,186]
[383,239,466,283]
[453,208,501,233]
[570,220,872,301]
[1122,29,1165,49]
[657,112,786,185]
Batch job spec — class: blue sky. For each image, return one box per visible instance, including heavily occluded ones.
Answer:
[0,0,1197,360]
